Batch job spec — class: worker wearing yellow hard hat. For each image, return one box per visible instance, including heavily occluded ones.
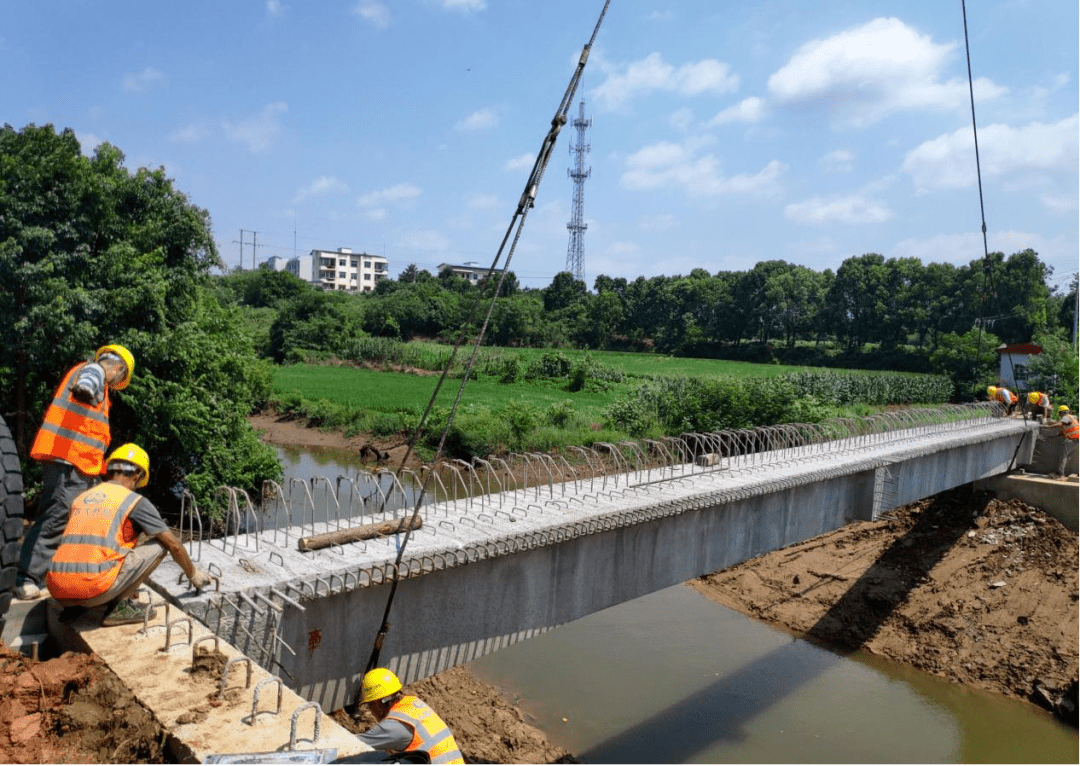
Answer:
[987,385,1018,415]
[18,344,137,601]
[46,444,212,626]
[354,668,464,764]
[1056,406,1078,478]
[1026,390,1052,421]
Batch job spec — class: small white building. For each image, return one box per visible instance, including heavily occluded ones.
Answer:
[995,342,1043,392]
[437,261,501,283]
[286,248,389,292]
[261,256,287,271]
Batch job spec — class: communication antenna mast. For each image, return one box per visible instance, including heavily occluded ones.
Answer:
[565,97,591,282]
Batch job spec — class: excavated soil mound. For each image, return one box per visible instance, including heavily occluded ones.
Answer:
[691,486,1079,723]
[0,643,167,763]
[332,665,577,764]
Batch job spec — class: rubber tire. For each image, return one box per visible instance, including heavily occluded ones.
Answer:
[0,414,24,638]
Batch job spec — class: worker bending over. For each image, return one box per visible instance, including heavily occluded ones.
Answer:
[46,444,212,626]
[1056,405,1078,477]
[17,344,134,600]
[987,385,1018,416]
[355,668,464,764]
[1027,391,1052,421]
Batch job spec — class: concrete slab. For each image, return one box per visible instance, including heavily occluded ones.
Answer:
[47,596,371,764]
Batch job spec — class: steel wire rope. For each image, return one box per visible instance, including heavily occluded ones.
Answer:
[361,0,612,678]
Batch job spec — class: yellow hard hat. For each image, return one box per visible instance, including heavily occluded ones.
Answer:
[986,386,997,396]
[361,668,402,704]
[1028,392,1040,404]
[1059,405,1070,414]
[96,344,134,390]
[105,443,150,488]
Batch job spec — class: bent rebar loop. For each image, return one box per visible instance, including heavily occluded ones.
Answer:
[234,487,261,553]
[262,480,290,547]
[376,467,411,519]
[489,457,518,500]
[593,442,626,487]
[419,465,450,517]
[471,457,503,507]
[308,476,341,532]
[211,486,241,556]
[180,490,203,562]
[550,453,579,495]
[569,446,601,492]
[451,459,481,509]
[525,452,556,498]
[288,477,316,538]
[357,468,389,522]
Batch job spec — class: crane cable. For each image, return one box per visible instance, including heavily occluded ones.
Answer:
[960,0,1024,421]
[360,0,612,682]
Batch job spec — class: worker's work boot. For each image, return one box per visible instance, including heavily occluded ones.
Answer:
[14,581,42,600]
[100,598,156,627]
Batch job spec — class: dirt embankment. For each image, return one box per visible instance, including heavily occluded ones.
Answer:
[692,486,1079,722]
[0,643,166,763]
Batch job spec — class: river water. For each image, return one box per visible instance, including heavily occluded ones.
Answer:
[275,445,1078,763]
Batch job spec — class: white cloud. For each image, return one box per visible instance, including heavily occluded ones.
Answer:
[903,114,1079,194]
[784,194,893,224]
[169,123,209,143]
[622,140,785,197]
[593,52,738,110]
[820,149,855,174]
[456,107,498,131]
[395,229,451,252]
[294,175,348,202]
[122,67,164,94]
[75,131,103,156]
[222,102,287,153]
[266,1,283,17]
[357,182,422,207]
[438,0,485,11]
[648,10,674,23]
[503,153,534,171]
[889,229,1056,266]
[708,96,765,126]
[768,18,1006,128]
[353,2,389,30]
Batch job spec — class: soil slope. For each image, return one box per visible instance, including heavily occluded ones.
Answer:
[691,485,1079,720]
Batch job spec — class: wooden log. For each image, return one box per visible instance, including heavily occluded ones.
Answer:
[297,516,422,552]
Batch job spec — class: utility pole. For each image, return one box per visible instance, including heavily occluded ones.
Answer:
[236,229,247,271]
[565,98,591,283]
[252,231,257,270]
[233,229,259,270]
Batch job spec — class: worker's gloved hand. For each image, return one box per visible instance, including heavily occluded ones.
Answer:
[188,569,213,590]
[70,382,97,404]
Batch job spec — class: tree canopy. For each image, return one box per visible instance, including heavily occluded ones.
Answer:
[0,123,280,513]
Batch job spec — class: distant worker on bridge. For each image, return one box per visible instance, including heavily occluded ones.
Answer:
[354,668,464,764]
[17,344,135,601]
[1026,391,1052,421]
[987,385,1018,416]
[45,444,212,626]
[1055,405,1077,477]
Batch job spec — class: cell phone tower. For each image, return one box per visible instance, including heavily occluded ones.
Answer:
[565,98,591,282]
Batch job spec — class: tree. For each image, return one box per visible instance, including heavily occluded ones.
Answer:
[399,263,422,283]
[929,326,1001,400]
[0,123,281,513]
[543,271,587,313]
[269,290,365,362]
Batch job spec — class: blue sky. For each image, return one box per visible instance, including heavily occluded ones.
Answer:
[3,1,1077,292]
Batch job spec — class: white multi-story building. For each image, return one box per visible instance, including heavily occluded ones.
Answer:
[437,261,502,283]
[261,256,287,271]
[286,247,389,292]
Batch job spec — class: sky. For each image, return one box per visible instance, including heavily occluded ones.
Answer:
[2,0,1077,293]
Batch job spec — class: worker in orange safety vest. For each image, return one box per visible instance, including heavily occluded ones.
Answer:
[354,668,464,764]
[1026,391,1052,421]
[17,345,135,600]
[987,385,1018,416]
[1056,405,1078,477]
[46,443,212,626]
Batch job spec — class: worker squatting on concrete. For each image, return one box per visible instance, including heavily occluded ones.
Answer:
[1056,405,1078,477]
[45,444,212,626]
[1027,391,1052,422]
[17,345,135,601]
[354,668,465,764]
[987,385,1018,416]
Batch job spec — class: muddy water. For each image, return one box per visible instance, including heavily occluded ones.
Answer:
[276,446,1078,763]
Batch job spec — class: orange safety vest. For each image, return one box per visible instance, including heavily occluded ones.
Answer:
[995,388,1017,405]
[30,363,111,475]
[1031,392,1050,408]
[46,482,141,600]
[384,695,464,765]
[1063,415,1079,441]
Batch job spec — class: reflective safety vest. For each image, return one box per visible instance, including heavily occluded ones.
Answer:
[30,363,111,476]
[46,482,140,600]
[995,388,1017,405]
[1063,415,1079,441]
[385,695,464,765]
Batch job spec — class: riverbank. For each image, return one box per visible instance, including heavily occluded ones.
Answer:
[692,485,1079,724]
